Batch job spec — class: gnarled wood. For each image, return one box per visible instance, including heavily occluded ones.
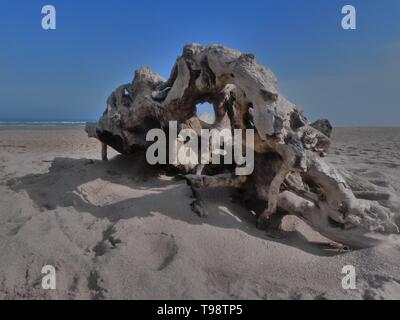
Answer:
[87,44,399,248]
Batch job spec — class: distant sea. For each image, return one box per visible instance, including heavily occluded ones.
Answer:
[0,121,87,127]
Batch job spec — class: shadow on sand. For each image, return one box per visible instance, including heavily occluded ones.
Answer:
[8,154,345,257]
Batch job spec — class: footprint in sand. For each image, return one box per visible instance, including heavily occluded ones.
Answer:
[6,216,32,236]
[124,232,178,271]
[361,275,400,300]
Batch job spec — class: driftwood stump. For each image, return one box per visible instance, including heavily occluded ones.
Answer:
[86,44,399,248]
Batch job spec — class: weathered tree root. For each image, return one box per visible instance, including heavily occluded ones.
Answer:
[87,44,399,248]
[101,143,108,161]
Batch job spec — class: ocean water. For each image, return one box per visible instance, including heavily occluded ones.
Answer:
[0,121,87,127]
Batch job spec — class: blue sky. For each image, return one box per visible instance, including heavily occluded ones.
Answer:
[0,0,399,125]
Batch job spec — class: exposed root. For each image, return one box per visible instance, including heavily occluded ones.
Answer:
[87,44,399,248]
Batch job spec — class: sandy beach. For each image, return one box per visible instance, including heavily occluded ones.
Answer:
[0,126,399,299]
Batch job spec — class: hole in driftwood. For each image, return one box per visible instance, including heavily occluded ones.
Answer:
[196,102,215,125]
